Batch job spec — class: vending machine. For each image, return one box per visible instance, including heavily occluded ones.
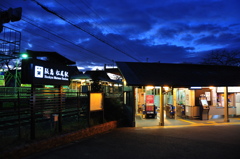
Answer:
[144,95,157,118]
[199,94,210,120]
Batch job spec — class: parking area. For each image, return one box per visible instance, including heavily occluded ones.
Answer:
[24,124,240,159]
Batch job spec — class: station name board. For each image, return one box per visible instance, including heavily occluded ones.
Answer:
[35,66,69,81]
[22,59,71,85]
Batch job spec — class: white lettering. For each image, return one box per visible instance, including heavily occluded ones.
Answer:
[64,71,69,77]
[50,69,54,76]
[56,69,60,76]
[54,76,61,80]
[44,75,53,79]
[35,65,69,82]
[45,68,49,75]
[60,71,64,77]
[61,77,68,81]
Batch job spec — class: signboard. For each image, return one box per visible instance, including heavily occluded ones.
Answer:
[90,93,103,111]
[21,59,71,85]
[205,92,211,101]
[217,87,240,93]
[146,95,154,105]
[34,65,68,81]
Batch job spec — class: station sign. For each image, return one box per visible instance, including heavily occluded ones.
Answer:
[21,58,71,85]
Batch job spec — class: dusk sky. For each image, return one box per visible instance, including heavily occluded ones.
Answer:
[1,0,240,71]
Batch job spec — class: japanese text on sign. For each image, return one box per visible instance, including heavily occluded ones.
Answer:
[35,65,69,81]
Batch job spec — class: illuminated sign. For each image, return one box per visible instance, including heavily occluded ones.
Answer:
[146,95,154,105]
[90,93,103,111]
[34,66,69,81]
[22,59,71,85]
[217,87,240,93]
[189,87,202,90]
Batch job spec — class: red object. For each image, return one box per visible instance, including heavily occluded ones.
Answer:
[146,106,154,111]
[146,95,154,104]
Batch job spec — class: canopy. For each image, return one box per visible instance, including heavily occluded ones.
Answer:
[116,62,240,87]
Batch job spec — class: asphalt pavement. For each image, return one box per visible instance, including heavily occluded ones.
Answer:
[24,124,240,159]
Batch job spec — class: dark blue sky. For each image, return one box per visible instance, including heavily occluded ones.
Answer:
[1,0,240,71]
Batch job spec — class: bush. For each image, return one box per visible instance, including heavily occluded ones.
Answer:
[104,97,123,122]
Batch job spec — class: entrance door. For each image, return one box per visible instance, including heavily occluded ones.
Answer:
[135,87,160,127]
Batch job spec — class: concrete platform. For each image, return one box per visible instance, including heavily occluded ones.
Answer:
[136,113,240,128]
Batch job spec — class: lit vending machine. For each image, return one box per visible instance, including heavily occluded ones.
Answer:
[145,104,156,118]
[144,95,157,118]
[199,94,210,120]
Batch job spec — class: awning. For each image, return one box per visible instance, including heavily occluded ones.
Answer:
[116,62,240,87]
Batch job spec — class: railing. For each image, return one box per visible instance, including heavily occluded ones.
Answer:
[0,86,124,152]
[0,86,123,97]
[0,88,89,152]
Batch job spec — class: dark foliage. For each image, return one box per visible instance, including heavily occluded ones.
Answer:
[90,71,103,92]
[104,97,123,122]
[201,49,240,66]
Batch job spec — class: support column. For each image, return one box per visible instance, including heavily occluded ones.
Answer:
[132,87,136,127]
[58,85,63,132]
[30,85,36,140]
[173,88,177,107]
[159,86,164,126]
[224,86,229,122]
[174,88,178,119]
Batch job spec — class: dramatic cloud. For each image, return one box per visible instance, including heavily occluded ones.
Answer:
[1,0,239,71]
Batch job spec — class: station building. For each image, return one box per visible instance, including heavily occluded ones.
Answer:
[116,62,240,127]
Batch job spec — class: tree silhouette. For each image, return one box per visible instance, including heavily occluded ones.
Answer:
[90,71,102,92]
[201,50,240,66]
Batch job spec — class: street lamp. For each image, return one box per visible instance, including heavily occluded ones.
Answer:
[20,53,28,59]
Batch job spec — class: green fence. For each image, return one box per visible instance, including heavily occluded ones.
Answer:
[0,87,124,153]
[0,87,90,152]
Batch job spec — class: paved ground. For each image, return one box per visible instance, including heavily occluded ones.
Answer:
[135,113,240,128]
[24,123,240,159]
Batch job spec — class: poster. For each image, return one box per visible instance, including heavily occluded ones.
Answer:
[205,92,211,101]
[146,95,154,105]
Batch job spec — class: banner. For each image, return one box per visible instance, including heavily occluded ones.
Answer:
[146,95,154,105]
